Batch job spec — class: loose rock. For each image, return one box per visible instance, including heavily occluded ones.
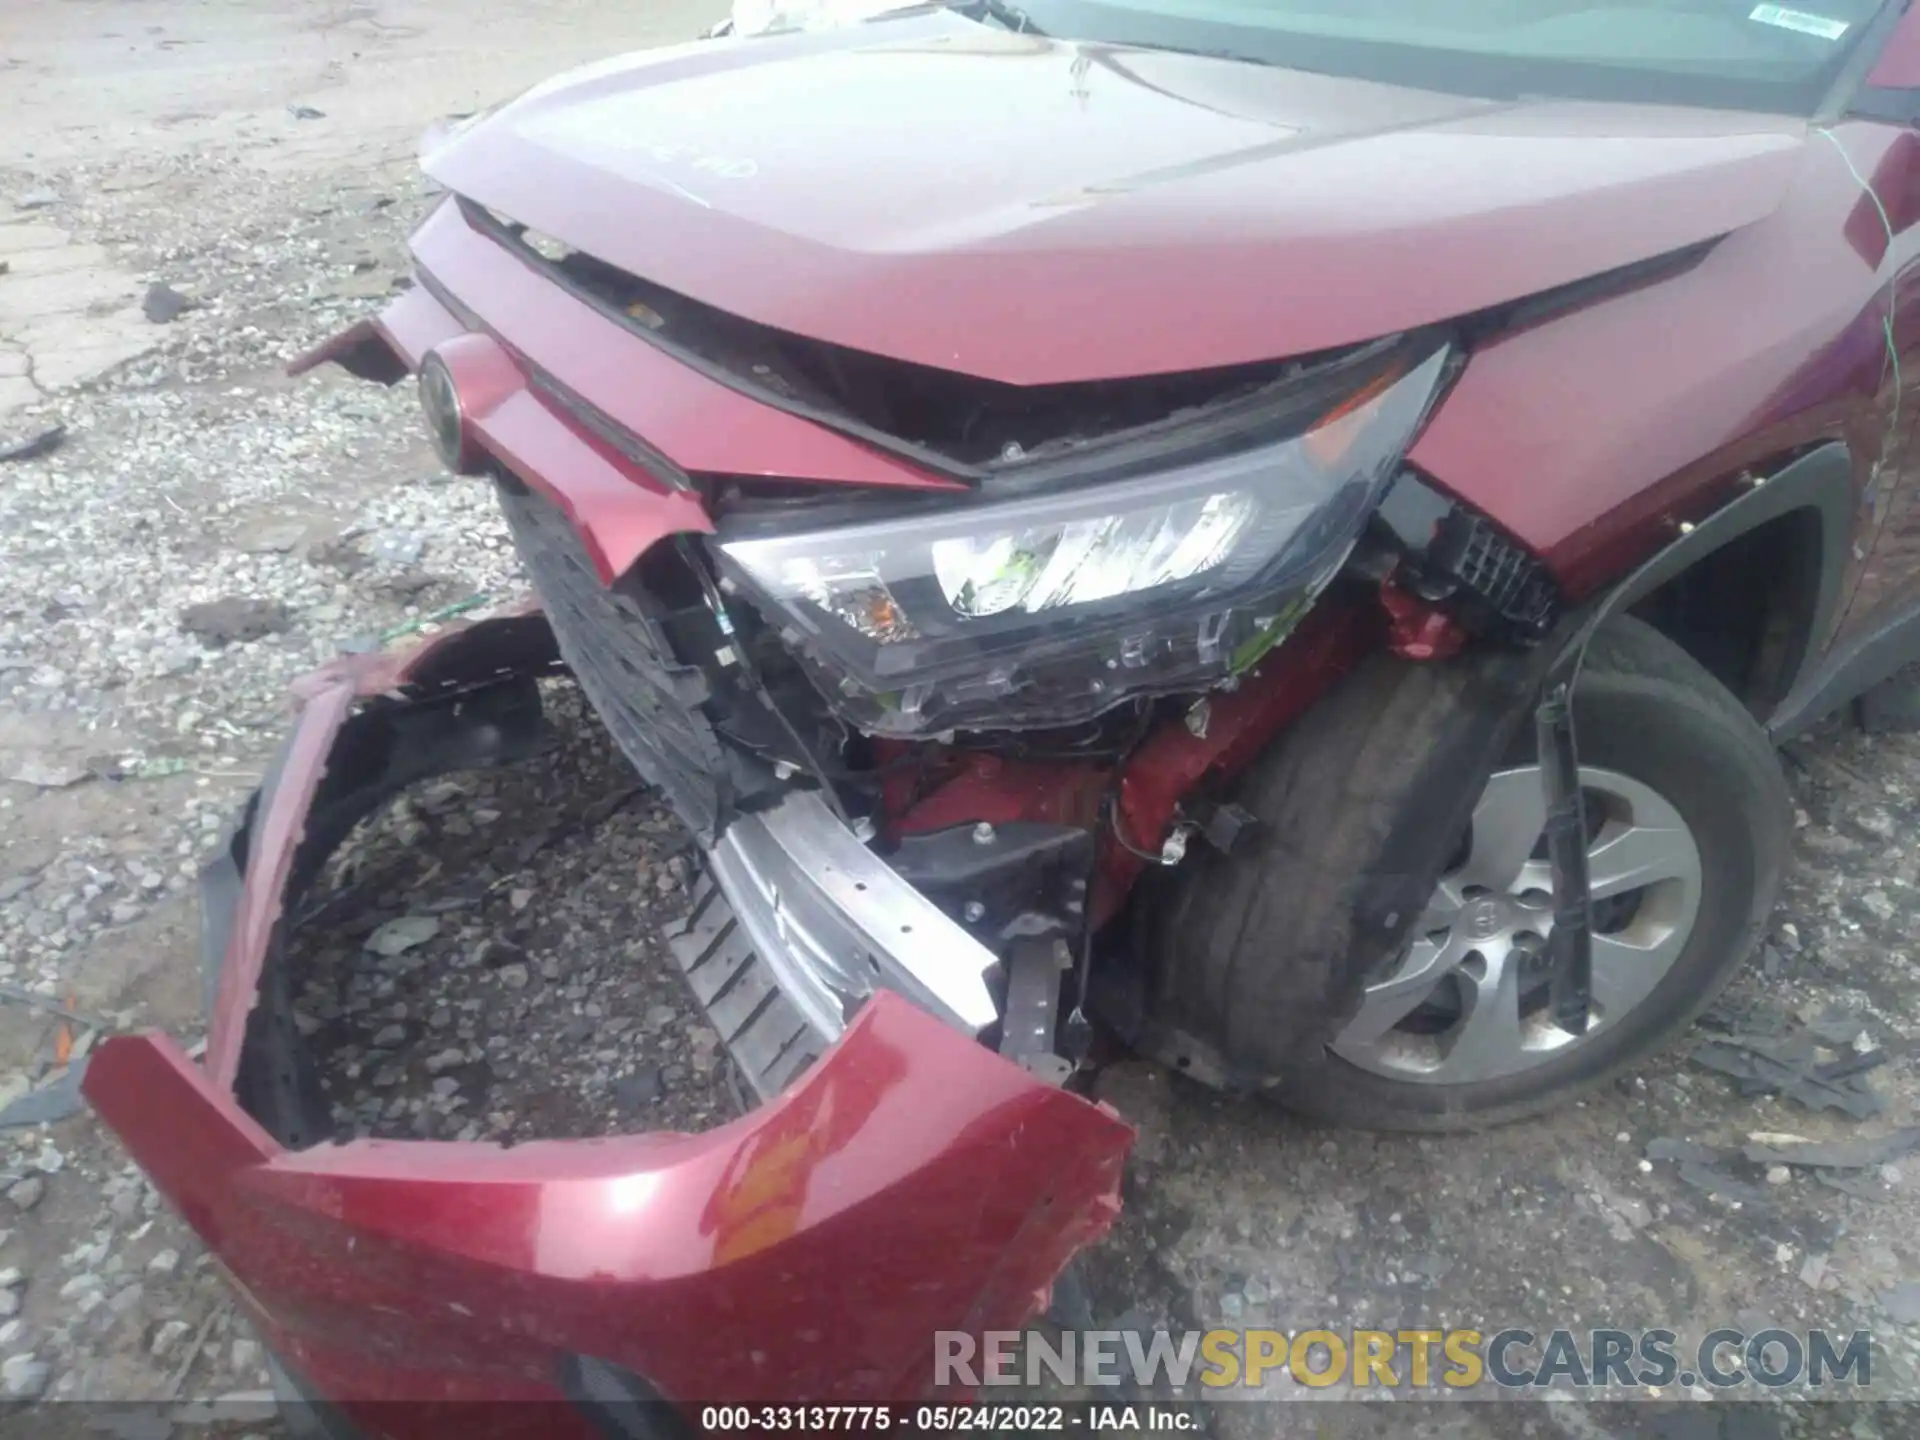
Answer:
[0,757,90,789]
[179,598,294,647]
[1880,1283,1920,1325]
[1,1353,48,1399]
[366,916,440,957]
[149,1319,192,1360]
[1611,1196,1653,1229]
[613,1070,660,1109]
[5,1178,43,1213]
[369,529,427,565]
[141,283,197,324]
[1853,806,1898,841]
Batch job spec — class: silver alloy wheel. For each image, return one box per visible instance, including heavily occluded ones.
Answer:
[1330,765,1703,1085]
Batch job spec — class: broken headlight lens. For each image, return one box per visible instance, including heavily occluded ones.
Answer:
[932,491,1262,618]
[717,346,1450,736]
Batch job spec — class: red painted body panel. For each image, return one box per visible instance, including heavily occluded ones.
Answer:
[406,201,958,495]
[86,615,1132,1423]
[1409,117,1912,614]
[423,13,1808,384]
[408,7,1920,672]
[294,204,962,578]
[90,998,1127,1424]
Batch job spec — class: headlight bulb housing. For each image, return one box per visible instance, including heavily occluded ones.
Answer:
[716,344,1452,736]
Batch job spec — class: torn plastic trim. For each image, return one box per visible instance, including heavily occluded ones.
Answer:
[287,317,411,386]
[198,605,1000,1140]
[1365,467,1563,643]
[197,604,562,1104]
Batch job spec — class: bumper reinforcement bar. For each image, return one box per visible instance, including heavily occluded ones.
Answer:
[669,791,1003,1098]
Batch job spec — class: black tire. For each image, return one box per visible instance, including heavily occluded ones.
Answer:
[1125,617,1789,1131]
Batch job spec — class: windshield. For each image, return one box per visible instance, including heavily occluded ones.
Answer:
[991,0,1892,110]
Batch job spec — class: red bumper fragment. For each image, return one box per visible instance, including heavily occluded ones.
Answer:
[83,612,1133,1431]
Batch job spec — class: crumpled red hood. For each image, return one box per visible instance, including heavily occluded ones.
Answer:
[423,10,1810,384]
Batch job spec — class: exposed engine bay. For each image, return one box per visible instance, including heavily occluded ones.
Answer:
[497,421,1564,1059]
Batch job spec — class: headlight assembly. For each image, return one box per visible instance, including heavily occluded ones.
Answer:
[717,346,1451,736]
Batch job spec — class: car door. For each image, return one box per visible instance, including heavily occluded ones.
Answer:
[1820,7,1920,660]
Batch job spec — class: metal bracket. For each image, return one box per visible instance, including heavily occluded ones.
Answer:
[1194,801,1262,857]
[999,939,1074,1086]
[889,823,1092,946]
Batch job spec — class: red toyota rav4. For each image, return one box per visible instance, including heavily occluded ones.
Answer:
[85,0,1920,1428]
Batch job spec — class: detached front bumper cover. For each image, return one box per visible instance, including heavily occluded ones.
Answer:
[82,609,1132,1429]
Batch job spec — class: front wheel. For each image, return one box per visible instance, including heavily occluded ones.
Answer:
[1128,617,1789,1131]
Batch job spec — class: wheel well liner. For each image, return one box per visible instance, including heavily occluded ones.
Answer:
[1607,442,1852,728]
[1769,583,1920,738]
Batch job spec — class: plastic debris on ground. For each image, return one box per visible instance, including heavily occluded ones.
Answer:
[1689,1000,1888,1119]
[1647,1050,1919,1208]
[0,1058,91,1129]
[0,426,67,464]
[1645,1137,1780,1210]
[1741,1126,1920,1171]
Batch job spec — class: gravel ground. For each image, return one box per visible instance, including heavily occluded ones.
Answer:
[0,1,728,1425]
[297,686,744,1146]
[5,4,1920,1438]
[1058,722,1920,1438]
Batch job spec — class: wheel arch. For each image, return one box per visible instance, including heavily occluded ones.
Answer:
[1607,442,1852,729]
[1101,448,1850,1097]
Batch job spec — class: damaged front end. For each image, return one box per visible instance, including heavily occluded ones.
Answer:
[81,609,1132,1431]
[260,182,1568,1096]
[85,117,1577,1414]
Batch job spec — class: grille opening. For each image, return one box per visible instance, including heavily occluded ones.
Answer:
[498,480,734,839]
